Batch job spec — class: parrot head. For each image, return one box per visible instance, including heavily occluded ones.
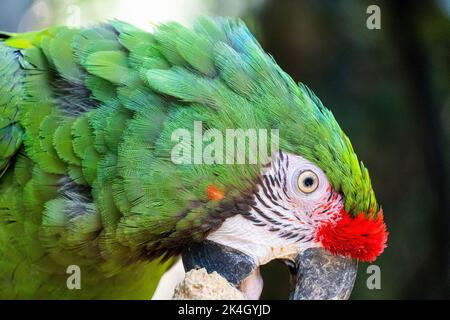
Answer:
[183,148,387,299]
[118,17,389,299]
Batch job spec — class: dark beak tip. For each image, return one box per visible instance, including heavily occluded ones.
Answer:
[289,247,358,300]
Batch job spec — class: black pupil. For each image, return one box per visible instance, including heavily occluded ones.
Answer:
[303,177,314,187]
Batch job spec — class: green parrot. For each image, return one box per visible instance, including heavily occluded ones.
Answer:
[0,17,387,299]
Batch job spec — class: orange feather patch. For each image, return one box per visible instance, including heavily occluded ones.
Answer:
[206,184,225,201]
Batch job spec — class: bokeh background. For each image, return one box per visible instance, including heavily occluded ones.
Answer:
[1,0,449,299]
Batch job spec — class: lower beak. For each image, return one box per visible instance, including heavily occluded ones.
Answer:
[288,247,358,300]
[182,240,256,287]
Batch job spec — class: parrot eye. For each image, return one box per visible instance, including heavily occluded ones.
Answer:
[297,170,319,194]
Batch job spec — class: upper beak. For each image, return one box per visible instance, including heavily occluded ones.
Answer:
[288,247,358,300]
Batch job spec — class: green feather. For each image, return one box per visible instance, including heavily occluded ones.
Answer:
[85,50,135,85]
[53,118,81,166]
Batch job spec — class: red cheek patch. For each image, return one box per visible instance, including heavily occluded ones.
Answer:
[316,209,388,262]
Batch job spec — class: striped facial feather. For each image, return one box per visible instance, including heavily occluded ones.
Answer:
[209,150,387,264]
[208,151,344,265]
[243,151,343,243]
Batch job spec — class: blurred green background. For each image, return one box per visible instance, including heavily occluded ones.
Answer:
[1,0,449,299]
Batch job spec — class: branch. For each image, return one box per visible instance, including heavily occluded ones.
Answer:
[172,268,245,300]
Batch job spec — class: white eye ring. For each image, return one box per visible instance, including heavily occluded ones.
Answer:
[297,170,319,194]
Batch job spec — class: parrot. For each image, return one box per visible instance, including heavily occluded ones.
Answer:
[0,17,388,299]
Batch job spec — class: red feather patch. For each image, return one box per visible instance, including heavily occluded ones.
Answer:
[206,184,225,201]
[316,209,388,262]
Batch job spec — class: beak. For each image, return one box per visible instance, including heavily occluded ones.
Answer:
[182,240,256,287]
[287,247,358,300]
[182,241,357,300]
